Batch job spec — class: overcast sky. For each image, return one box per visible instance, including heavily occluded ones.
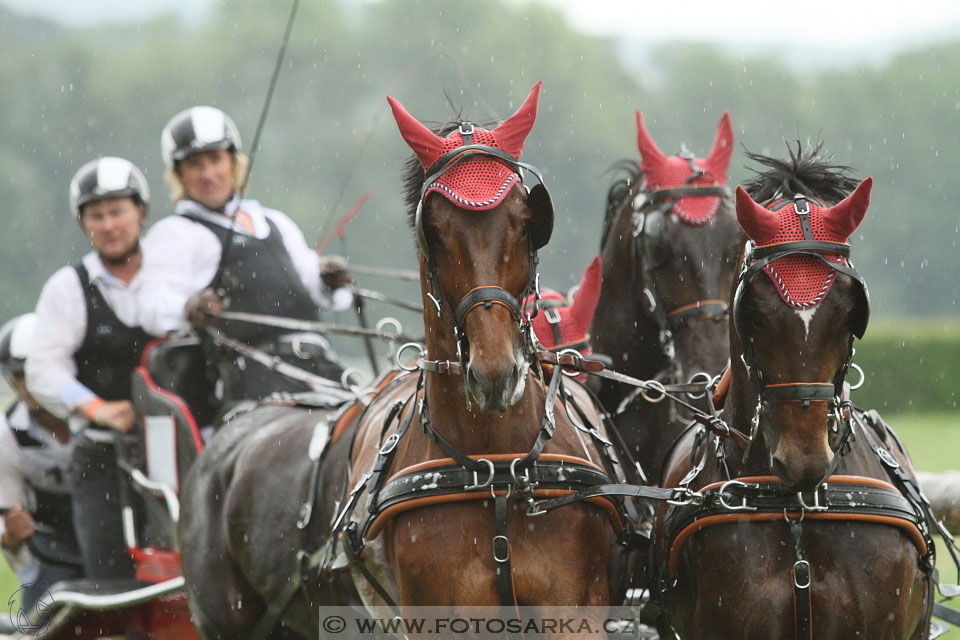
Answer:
[3,0,960,61]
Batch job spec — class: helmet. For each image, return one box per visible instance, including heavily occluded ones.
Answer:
[69,156,150,220]
[0,313,37,376]
[161,106,242,170]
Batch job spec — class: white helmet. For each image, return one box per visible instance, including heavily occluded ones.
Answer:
[68,156,150,220]
[0,313,37,375]
[161,106,242,170]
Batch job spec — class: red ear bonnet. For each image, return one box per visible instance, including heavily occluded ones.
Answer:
[736,178,872,309]
[635,110,733,225]
[387,82,542,211]
[522,256,602,357]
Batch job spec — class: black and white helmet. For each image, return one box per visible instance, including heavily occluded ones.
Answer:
[69,156,150,220]
[161,106,242,170]
[0,313,37,376]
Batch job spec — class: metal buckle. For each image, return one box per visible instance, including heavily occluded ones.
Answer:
[458,122,475,136]
[544,306,561,325]
[717,479,758,511]
[509,458,531,491]
[796,486,829,512]
[378,433,400,456]
[793,194,810,215]
[793,560,812,589]
[666,487,703,507]
[465,458,495,490]
[492,535,510,563]
[877,447,901,469]
[526,500,548,516]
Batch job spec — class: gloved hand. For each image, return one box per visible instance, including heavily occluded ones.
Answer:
[184,288,225,326]
[319,255,353,291]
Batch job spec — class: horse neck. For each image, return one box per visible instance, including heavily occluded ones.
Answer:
[593,205,671,378]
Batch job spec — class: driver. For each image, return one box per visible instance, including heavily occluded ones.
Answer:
[25,157,156,582]
[140,106,353,409]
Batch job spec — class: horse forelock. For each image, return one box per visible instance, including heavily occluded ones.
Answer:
[743,140,860,205]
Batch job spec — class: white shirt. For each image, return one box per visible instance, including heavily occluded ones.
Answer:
[25,252,156,433]
[139,196,352,336]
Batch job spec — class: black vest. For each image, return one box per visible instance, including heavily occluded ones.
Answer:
[184,215,321,344]
[73,264,151,401]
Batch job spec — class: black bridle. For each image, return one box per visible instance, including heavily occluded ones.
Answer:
[629,161,732,361]
[414,123,554,372]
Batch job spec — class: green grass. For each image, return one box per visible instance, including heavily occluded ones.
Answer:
[1,411,957,634]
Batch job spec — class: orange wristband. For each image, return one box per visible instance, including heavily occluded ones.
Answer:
[84,398,105,420]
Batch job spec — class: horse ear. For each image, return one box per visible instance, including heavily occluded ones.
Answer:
[822,177,872,241]
[735,186,780,244]
[494,81,542,158]
[387,96,445,169]
[569,256,603,328]
[635,111,667,169]
[705,110,734,183]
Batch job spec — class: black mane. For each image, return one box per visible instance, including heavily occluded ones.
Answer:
[743,140,859,205]
[599,160,643,249]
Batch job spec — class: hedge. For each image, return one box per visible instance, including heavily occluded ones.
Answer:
[849,318,960,414]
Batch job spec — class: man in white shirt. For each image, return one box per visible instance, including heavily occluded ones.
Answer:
[25,157,156,582]
[0,313,82,610]
[141,106,353,409]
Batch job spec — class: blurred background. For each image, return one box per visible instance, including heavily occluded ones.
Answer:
[0,0,958,621]
[1,0,957,402]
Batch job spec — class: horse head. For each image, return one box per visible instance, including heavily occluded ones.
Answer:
[633,111,741,377]
[597,112,740,390]
[389,82,553,412]
[733,168,871,491]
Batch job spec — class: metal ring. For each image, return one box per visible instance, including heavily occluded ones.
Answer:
[557,348,584,378]
[291,335,308,360]
[686,371,712,399]
[639,379,667,404]
[464,458,495,491]
[510,458,530,488]
[847,362,865,391]
[396,342,424,372]
[340,367,367,393]
[376,317,402,340]
[793,560,812,589]
[717,479,758,511]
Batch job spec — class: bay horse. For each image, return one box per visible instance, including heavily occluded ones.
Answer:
[178,83,638,639]
[654,144,935,639]
[591,111,742,482]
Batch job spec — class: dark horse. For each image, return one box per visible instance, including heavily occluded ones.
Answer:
[654,144,934,639]
[179,83,637,639]
[591,111,741,482]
